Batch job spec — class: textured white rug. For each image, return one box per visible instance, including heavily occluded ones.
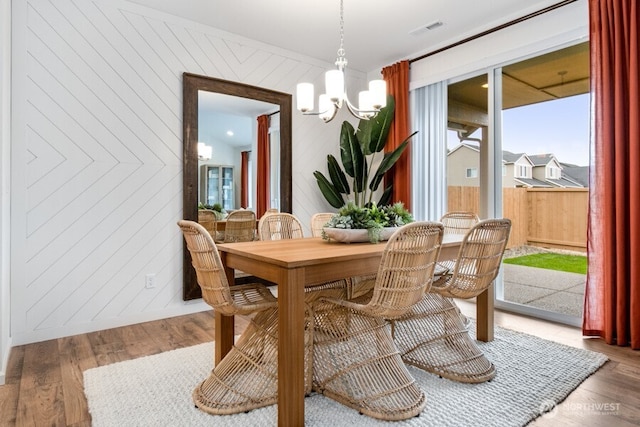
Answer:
[83,324,607,427]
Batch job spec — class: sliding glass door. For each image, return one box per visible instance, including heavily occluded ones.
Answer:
[445,41,589,326]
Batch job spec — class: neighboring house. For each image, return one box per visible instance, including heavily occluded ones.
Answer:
[528,154,585,188]
[447,143,586,188]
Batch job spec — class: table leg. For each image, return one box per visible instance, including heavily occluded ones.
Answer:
[476,284,494,342]
[214,254,236,365]
[277,267,306,427]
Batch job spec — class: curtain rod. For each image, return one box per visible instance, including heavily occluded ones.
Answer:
[409,0,578,64]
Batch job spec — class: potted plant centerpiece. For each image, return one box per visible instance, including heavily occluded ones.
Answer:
[198,202,225,220]
[314,96,417,243]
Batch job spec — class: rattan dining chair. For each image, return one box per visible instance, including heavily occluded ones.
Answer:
[258,211,347,301]
[391,218,511,384]
[257,212,304,240]
[222,210,256,243]
[178,220,313,415]
[312,222,444,421]
[310,212,335,237]
[197,209,218,239]
[440,211,480,237]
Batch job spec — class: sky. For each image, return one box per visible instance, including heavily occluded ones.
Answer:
[448,93,591,167]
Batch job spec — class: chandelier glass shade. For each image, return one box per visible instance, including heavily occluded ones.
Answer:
[296,0,386,122]
[197,142,212,161]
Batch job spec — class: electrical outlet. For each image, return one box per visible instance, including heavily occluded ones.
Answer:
[145,273,156,289]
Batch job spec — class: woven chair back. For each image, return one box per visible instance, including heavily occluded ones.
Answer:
[445,218,511,299]
[363,221,444,319]
[223,210,256,242]
[440,211,480,236]
[177,220,238,316]
[197,209,218,238]
[258,212,304,240]
[310,212,335,237]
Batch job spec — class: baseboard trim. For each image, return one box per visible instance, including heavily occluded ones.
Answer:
[11,301,210,346]
[0,335,12,385]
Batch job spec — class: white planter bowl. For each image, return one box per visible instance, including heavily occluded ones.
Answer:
[322,227,397,243]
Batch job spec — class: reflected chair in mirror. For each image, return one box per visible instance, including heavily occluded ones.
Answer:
[312,222,444,421]
[222,210,256,243]
[391,218,511,384]
[197,209,219,240]
[258,212,304,240]
[310,212,335,238]
[178,220,314,414]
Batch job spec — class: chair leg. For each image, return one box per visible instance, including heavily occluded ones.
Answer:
[193,307,314,415]
[312,302,426,421]
[391,293,496,384]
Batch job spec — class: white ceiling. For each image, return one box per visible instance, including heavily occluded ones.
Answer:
[135,0,570,150]
[127,0,564,72]
[198,91,277,147]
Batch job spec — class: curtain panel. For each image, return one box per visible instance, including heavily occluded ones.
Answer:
[410,83,448,221]
[256,115,270,219]
[241,151,249,208]
[382,60,412,210]
[584,0,640,349]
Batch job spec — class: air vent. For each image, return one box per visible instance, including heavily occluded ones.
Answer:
[409,21,444,36]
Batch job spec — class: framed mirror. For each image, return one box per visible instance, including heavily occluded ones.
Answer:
[183,73,292,300]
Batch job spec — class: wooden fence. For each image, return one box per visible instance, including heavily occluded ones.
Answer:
[448,186,589,252]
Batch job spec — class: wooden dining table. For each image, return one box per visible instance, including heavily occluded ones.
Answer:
[216,234,491,426]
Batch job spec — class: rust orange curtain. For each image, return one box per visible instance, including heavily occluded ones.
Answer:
[256,115,270,218]
[382,60,411,211]
[584,0,640,348]
[240,151,249,208]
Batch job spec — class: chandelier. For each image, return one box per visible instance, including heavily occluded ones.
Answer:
[296,0,386,123]
[197,142,212,161]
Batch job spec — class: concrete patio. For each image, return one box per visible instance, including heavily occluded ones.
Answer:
[502,263,586,318]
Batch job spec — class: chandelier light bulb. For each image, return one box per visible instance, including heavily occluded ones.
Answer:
[369,80,387,109]
[296,83,314,112]
[197,142,212,161]
[325,70,344,103]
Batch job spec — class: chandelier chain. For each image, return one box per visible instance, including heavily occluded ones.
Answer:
[337,0,346,66]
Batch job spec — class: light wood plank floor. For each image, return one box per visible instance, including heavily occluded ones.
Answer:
[0,303,638,426]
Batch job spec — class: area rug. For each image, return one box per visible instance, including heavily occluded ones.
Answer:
[83,323,607,427]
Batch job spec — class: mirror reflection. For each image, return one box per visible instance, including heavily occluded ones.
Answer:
[183,73,292,300]
[197,91,280,212]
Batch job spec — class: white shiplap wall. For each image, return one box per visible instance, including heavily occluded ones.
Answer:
[10,0,360,345]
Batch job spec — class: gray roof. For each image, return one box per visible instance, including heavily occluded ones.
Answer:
[514,178,553,188]
[546,177,584,188]
[502,150,526,163]
[528,153,556,166]
[561,164,589,187]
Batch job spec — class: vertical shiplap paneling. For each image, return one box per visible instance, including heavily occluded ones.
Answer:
[12,0,364,343]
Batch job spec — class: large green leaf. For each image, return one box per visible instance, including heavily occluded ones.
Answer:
[368,131,417,191]
[313,171,345,208]
[339,122,358,177]
[327,155,349,194]
[357,95,395,155]
[377,185,393,206]
[340,122,365,192]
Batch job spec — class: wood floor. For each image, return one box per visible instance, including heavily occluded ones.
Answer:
[0,303,638,427]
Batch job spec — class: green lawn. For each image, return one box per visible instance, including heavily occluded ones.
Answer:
[503,252,587,274]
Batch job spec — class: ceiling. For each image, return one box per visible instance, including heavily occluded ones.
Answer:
[131,0,585,146]
[448,41,589,134]
[127,0,565,72]
[198,91,277,147]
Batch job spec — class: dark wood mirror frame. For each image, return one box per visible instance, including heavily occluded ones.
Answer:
[182,72,292,300]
